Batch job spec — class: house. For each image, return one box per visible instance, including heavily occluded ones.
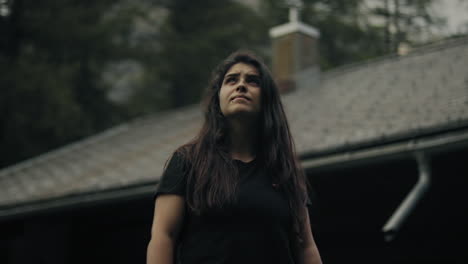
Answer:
[1,5,468,264]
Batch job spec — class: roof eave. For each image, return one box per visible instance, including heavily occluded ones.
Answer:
[0,181,157,222]
[301,126,468,171]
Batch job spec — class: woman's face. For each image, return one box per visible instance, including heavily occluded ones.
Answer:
[219,63,262,119]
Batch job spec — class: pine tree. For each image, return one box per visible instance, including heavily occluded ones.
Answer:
[0,0,135,167]
[158,0,268,107]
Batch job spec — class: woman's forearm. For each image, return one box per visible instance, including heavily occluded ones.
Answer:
[303,244,322,264]
[146,234,175,264]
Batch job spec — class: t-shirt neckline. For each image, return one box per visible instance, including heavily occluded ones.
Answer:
[233,158,256,166]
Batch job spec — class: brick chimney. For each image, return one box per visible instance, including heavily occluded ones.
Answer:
[269,0,320,93]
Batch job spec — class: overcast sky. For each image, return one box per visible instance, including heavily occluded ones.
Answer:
[436,0,468,35]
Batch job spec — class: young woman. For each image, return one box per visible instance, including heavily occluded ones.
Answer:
[147,51,322,264]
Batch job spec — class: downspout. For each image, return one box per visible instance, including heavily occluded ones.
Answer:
[382,152,431,242]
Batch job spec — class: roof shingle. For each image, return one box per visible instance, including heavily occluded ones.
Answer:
[1,37,467,209]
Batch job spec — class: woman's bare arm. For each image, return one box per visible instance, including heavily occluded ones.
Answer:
[301,207,322,264]
[147,195,185,264]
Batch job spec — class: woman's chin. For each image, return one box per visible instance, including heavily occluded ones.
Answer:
[224,108,259,120]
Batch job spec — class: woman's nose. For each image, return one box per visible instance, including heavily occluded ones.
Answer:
[236,79,247,92]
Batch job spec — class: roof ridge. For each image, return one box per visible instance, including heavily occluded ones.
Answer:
[322,35,468,79]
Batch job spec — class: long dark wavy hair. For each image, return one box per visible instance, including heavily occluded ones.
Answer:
[175,50,308,244]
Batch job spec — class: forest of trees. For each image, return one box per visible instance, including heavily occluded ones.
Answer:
[0,0,455,168]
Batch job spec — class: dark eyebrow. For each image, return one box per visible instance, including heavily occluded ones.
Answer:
[246,74,260,79]
[224,73,240,79]
[224,73,260,81]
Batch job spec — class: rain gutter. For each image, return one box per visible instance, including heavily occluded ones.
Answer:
[382,152,431,242]
[300,128,468,242]
[301,128,468,171]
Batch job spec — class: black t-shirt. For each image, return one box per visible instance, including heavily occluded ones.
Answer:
[155,152,297,264]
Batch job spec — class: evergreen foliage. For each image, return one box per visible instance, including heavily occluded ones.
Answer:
[0,0,133,167]
[158,0,268,107]
[371,0,444,52]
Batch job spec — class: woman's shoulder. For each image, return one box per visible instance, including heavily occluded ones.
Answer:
[163,144,197,175]
[171,144,194,165]
[156,146,193,197]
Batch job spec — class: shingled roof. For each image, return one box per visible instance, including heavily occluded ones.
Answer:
[287,36,468,155]
[1,36,468,216]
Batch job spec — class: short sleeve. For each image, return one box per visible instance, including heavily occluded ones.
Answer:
[155,152,189,199]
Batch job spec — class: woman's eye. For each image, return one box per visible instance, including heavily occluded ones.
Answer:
[248,78,260,86]
[225,77,236,84]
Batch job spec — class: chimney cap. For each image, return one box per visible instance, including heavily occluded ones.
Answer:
[269,1,319,38]
[269,21,320,38]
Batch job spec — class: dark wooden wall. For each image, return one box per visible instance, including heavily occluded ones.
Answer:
[1,196,155,264]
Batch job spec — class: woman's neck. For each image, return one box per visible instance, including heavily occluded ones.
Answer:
[227,118,258,163]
